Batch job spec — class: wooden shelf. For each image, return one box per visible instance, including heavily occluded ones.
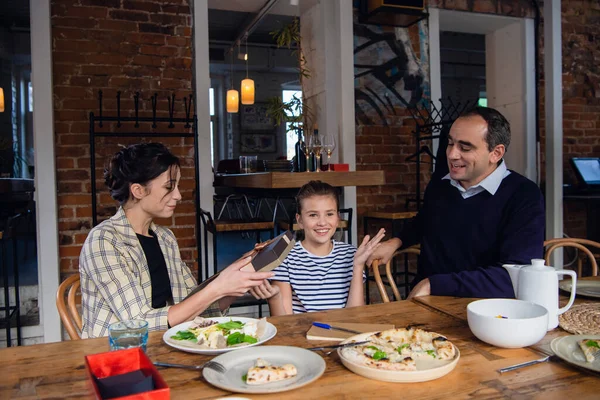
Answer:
[214,171,385,189]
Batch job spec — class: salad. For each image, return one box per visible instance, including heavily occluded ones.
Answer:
[170,317,266,349]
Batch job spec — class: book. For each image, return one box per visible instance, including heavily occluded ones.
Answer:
[184,231,295,300]
[306,322,395,341]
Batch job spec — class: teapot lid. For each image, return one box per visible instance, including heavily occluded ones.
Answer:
[522,258,554,272]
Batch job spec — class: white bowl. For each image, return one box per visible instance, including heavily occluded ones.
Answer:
[467,299,548,348]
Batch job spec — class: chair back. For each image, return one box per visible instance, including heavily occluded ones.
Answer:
[371,246,420,302]
[544,238,599,277]
[56,274,82,340]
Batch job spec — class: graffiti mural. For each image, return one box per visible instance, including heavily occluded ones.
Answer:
[354,21,430,126]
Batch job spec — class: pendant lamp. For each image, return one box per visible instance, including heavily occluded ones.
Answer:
[227,50,239,113]
[0,88,4,113]
[240,40,255,105]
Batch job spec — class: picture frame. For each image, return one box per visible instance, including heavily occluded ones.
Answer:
[240,133,277,153]
[240,103,275,131]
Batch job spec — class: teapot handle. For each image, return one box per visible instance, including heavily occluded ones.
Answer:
[557,270,577,315]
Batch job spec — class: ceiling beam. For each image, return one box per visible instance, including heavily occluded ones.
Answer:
[230,0,281,51]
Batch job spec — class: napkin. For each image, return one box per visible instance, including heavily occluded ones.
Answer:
[306,322,395,341]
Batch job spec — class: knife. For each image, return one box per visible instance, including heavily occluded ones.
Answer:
[307,340,370,351]
[313,322,362,335]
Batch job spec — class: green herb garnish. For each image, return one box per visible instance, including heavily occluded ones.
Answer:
[396,343,410,353]
[367,346,380,351]
[425,350,436,358]
[586,340,600,349]
[242,374,247,383]
[170,330,197,342]
[226,332,258,346]
[217,321,245,330]
[372,351,387,360]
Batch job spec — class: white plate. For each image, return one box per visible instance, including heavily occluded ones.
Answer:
[337,332,460,383]
[550,334,600,373]
[559,280,600,299]
[203,346,326,394]
[163,317,277,355]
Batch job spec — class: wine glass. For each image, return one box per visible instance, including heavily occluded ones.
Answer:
[305,134,314,172]
[310,133,323,172]
[321,133,336,171]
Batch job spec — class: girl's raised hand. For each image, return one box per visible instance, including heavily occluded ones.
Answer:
[354,228,386,268]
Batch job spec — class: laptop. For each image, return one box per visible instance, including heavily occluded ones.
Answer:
[570,157,600,192]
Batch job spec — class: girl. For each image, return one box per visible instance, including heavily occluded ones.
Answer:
[250,180,385,315]
[79,143,273,338]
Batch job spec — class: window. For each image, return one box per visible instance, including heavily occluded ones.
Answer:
[282,89,302,160]
[28,82,33,112]
[209,87,215,167]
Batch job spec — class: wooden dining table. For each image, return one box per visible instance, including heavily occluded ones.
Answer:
[2,285,599,399]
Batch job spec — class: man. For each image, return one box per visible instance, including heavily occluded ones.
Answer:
[368,107,545,299]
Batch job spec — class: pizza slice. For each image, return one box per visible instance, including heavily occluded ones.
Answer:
[245,358,297,385]
[578,339,600,363]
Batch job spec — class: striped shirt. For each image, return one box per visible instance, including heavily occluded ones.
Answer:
[271,240,359,314]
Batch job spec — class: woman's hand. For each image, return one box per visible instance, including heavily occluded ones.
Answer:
[354,228,387,269]
[210,256,274,297]
[249,280,281,300]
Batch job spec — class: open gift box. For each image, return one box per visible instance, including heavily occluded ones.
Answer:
[85,347,169,400]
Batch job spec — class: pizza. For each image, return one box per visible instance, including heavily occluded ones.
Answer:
[340,327,457,371]
[578,339,600,363]
[245,358,298,385]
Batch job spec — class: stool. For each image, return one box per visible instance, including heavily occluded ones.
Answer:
[363,210,417,304]
[199,209,274,317]
[277,208,353,244]
[1,214,23,347]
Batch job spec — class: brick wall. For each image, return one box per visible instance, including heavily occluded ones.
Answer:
[52,0,199,277]
[356,0,600,241]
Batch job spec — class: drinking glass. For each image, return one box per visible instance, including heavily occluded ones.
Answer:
[322,133,336,171]
[305,134,314,173]
[108,319,149,352]
[309,134,323,172]
[239,155,258,173]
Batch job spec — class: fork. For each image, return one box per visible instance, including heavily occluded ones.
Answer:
[497,355,550,373]
[153,360,226,374]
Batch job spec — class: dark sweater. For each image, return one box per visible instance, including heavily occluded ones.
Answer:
[399,171,545,298]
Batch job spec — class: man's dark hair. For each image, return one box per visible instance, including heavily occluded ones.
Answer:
[460,106,511,152]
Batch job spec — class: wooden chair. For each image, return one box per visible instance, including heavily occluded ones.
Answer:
[544,238,599,277]
[56,274,82,340]
[371,246,421,302]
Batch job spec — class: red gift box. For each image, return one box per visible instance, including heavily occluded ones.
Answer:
[329,163,349,171]
[85,348,170,400]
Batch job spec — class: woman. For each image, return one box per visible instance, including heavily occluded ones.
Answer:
[79,143,273,338]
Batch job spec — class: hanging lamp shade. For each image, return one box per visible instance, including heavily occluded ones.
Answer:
[227,89,239,113]
[241,78,255,105]
[0,88,4,113]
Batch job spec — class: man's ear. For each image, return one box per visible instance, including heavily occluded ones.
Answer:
[130,183,147,201]
[490,144,505,164]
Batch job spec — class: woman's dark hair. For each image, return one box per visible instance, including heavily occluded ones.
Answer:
[104,142,180,205]
[460,106,511,152]
[296,180,339,213]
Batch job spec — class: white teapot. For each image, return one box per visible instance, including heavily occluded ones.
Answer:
[502,259,577,330]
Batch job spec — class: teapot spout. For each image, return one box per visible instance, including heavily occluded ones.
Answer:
[502,264,520,297]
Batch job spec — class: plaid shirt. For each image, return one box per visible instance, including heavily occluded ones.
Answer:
[79,207,221,338]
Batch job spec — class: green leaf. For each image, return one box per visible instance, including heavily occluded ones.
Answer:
[170,330,197,342]
[586,340,600,349]
[426,350,436,358]
[242,374,248,383]
[396,343,410,353]
[226,332,244,346]
[242,335,258,344]
[217,321,244,331]
[367,346,380,351]
[372,351,387,361]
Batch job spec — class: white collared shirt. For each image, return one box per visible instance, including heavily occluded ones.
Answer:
[442,160,511,199]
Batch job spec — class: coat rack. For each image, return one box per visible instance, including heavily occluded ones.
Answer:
[406,98,476,209]
[89,90,202,273]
